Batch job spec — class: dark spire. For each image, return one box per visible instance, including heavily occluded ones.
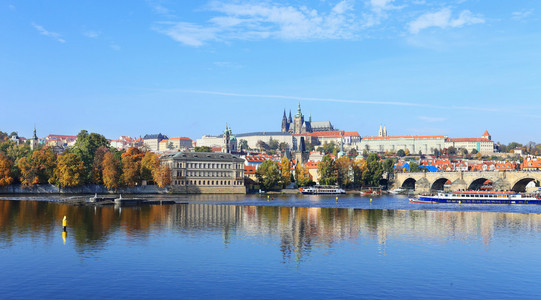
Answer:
[288,110,292,123]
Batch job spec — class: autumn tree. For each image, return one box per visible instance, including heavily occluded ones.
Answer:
[318,155,337,185]
[18,149,57,187]
[91,146,109,184]
[295,163,312,187]
[280,157,291,188]
[54,153,85,188]
[336,156,353,187]
[102,151,120,190]
[121,147,144,187]
[153,164,172,188]
[0,153,14,187]
[256,160,281,191]
[141,151,160,182]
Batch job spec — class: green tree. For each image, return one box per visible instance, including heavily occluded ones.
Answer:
[409,162,422,172]
[447,146,457,155]
[471,149,478,155]
[322,142,337,155]
[361,153,383,187]
[194,146,212,152]
[383,158,395,173]
[238,139,249,151]
[396,149,406,157]
[256,160,281,191]
[70,130,110,182]
[269,138,279,150]
[280,157,291,187]
[318,155,337,185]
[54,153,85,188]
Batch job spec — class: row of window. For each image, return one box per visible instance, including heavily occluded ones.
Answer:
[175,171,238,178]
[173,180,243,186]
[175,162,243,169]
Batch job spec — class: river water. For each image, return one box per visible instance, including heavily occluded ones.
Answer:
[1,194,541,299]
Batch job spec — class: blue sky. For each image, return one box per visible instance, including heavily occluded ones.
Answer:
[1,0,540,144]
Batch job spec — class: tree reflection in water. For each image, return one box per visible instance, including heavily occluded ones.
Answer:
[1,200,540,259]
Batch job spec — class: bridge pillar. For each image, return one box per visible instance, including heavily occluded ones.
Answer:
[492,179,511,191]
[451,179,467,191]
[416,178,431,194]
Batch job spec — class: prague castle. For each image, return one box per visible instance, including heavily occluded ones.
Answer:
[281,103,335,134]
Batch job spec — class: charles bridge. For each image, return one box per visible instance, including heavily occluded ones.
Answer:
[391,171,541,194]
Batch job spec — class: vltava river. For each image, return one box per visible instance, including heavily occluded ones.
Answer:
[1,195,541,299]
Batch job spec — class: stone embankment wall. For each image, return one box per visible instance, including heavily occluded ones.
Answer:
[0,184,169,194]
[0,184,246,194]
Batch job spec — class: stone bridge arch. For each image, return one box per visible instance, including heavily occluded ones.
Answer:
[430,177,450,192]
[511,178,539,192]
[401,178,416,190]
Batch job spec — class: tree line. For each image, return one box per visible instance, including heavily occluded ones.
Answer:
[256,153,391,191]
[0,130,171,189]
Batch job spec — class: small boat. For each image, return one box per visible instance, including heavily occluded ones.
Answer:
[389,187,407,195]
[300,185,346,195]
[360,187,382,196]
[409,190,541,204]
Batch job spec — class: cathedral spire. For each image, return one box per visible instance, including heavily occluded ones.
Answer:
[295,102,302,117]
[288,110,292,122]
[32,124,38,140]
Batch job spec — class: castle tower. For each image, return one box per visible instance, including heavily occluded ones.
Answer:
[30,125,39,150]
[482,130,491,140]
[222,124,231,153]
[378,125,383,137]
[294,103,305,134]
[281,109,289,133]
[383,126,387,137]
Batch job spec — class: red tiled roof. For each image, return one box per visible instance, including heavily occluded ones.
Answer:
[363,135,446,140]
[305,131,345,138]
[244,166,257,174]
[170,137,192,140]
[447,138,491,142]
[46,134,77,140]
[343,131,360,137]
[482,130,491,137]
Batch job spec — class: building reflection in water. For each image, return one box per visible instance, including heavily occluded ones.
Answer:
[1,200,541,259]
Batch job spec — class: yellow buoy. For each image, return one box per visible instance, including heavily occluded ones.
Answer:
[62,231,67,244]
[62,216,67,230]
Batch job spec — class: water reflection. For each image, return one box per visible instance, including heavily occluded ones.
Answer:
[1,200,541,260]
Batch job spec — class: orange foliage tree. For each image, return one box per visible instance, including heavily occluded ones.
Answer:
[0,153,14,187]
[153,164,172,188]
[121,147,144,187]
[54,153,85,188]
[18,149,57,187]
[91,146,109,184]
[102,151,120,190]
[141,151,160,182]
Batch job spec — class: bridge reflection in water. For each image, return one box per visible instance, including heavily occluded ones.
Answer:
[1,200,540,260]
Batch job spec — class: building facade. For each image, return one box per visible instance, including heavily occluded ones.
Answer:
[444,131,494,154]
[162,152,246,194]
[143,133,168,152]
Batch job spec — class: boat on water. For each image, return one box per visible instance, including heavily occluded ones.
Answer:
[388,187,408,195]
[360,187,382,196]
[300,185,346,195]
[409,190,541,205]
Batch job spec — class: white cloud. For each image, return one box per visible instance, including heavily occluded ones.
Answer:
[408,8,484,34]
[154,1,360,46]
[83,30,100,39]
[512,9,534,21]
[361,0,403,29]
[32,23,66,43]
[110,43,121,51]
